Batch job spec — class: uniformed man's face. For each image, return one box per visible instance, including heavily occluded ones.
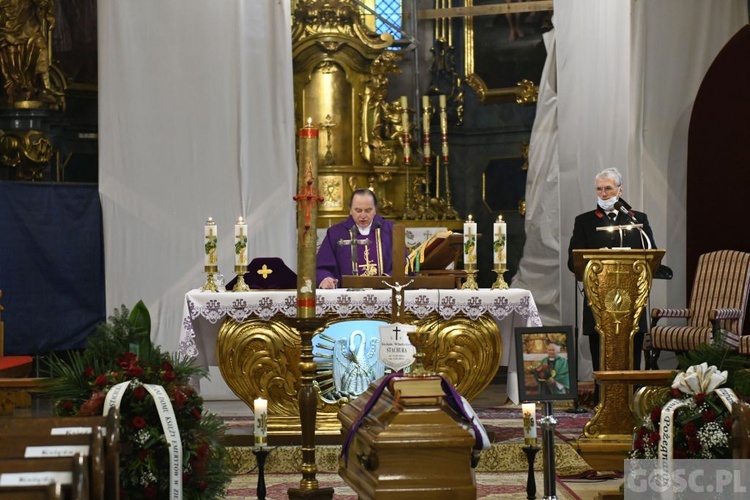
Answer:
[350,193,376,228]
[595,177,622,201]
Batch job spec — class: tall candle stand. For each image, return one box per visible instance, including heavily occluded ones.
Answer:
[523,445,540,500]
[402,131,418,220]
[492,264,509,290]
[252,447,270,499]
[233,265,250,291]
[540,402,558,500]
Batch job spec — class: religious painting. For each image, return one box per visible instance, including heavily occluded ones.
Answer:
[463,0,553,103]
[515,326,577,402]
[319,174,344,211]
[482,156,527,214]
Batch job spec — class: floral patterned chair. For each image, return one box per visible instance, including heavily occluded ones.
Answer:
[646,250,750,369]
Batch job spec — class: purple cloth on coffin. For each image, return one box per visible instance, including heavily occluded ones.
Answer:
[341,373,490,468]
[316,214,397,286]
[225,257,297,290]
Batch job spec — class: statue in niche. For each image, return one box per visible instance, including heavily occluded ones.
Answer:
[0,0,64,108]
[360,50,402,167]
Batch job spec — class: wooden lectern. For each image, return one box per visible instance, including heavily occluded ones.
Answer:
[573,249,664,469]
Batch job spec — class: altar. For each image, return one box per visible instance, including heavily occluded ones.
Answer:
[180,288,540,407]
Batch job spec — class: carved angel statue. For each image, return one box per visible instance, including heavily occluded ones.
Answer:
[333,329,384,397]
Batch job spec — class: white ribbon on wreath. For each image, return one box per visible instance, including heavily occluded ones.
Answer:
[105,380,183,499]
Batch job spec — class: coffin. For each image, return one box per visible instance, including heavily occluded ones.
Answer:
[338,376,477,499]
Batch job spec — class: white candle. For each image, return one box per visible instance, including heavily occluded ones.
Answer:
[234,216,247,266]
[522,403,537,445]
[254,398,267,447]
[401,96,409,132]
[439,94,446,108]
[422,95,429,110]
[463,216,477,267]
[493,215,507,266]
[204,218,217,267]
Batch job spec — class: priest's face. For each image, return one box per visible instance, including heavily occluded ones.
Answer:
[350,193,376,228]
[547,344,557,359]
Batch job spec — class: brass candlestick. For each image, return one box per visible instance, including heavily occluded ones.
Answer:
[492,264,509,290]
[201,265,219,292]
[461,267,478,290]
[233,265,250,292]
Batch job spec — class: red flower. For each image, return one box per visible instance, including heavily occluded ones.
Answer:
[138,449,150,461]
[197,481,208,492]
[144,484,157,498]
[128,365,145,378]
[95,374,108,388]
[162,370,176,383]
[80,392,105,416]
[83,367,95,379]
[172,390,187,410]
[683,422,698,436]
[648,431,659,445]
[633,438,645,451]
[724,417,734,432]
[650,406,662,423]
[670,388,682,399]
[132,416,147,429]
[191,408,202,420]
[702,410,716,423]
[132,386,147,400]
[695,392,707,406]
[637,427,650,439]
[161,361,174,372]
[61,399,74,412]
[688,437,701,453]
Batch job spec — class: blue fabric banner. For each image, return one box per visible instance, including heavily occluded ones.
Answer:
[0,182,105,355]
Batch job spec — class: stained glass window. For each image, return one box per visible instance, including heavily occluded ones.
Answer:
[375,0,402,40]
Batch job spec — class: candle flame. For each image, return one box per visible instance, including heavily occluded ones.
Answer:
[467,214,473,222]
[306,117,312,127]
[496,215,503,222]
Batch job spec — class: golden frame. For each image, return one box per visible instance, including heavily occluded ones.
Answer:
[463,0,553,104]
[319,175,344,212]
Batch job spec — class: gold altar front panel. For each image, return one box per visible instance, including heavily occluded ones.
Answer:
[216,312,502,434]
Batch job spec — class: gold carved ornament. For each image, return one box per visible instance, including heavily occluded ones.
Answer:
[215,311,502,432]
[582,258,652,438]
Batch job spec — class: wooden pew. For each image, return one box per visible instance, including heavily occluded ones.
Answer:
[0,454,88,500]
[0,411,120,500]
[0,430,104,499]
[0,482,63,499]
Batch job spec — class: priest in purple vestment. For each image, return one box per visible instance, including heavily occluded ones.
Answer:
[317,189,396,288]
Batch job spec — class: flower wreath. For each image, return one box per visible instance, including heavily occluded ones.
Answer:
[45,302,233,499]
[631,363,739,461]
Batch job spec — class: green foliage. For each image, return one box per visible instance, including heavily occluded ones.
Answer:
[43,303,233,499]
[676,342,750,399]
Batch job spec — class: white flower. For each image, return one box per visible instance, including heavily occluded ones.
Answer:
[671,362,728,395]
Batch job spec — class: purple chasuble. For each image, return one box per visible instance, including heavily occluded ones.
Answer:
[316,215,395,286]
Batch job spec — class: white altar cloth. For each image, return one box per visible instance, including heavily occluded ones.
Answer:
[179,288,541,403]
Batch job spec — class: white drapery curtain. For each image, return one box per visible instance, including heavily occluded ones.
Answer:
[99,1,296,352]
[514,0,748,380]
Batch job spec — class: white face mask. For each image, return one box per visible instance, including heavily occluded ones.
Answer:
[597,196,619,211]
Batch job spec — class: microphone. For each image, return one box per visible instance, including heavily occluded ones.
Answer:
[614,199,638,223]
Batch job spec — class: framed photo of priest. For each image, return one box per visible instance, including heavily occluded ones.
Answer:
[515,326,577,402]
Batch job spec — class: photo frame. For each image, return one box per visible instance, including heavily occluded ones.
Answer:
[515,326,577,402]
[463,0,553,103]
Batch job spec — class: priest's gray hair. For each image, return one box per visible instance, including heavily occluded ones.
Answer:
[595,167,623,187]
[349,188,378,207]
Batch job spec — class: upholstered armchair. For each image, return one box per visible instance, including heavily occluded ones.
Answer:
[646,250,750,369]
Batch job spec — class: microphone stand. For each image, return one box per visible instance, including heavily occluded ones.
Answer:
[566,280,588,414]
